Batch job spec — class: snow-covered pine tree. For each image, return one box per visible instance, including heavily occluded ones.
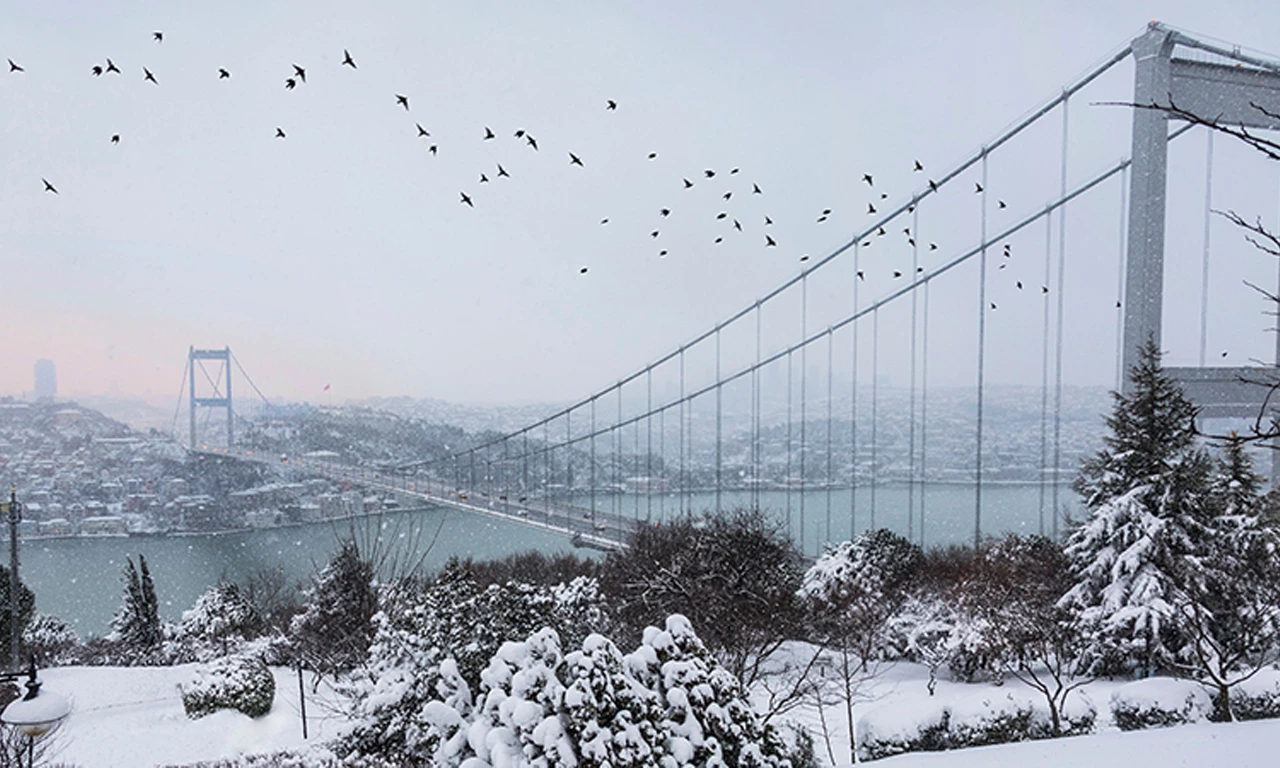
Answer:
[111,555,163,663]
[177,581,261,660]
[1062,336,1213,677]
[289,541,378,677]
[1177,436,1280,720]
[560,633,666,768]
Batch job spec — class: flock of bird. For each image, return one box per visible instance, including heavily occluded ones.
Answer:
[5,30,1060,304]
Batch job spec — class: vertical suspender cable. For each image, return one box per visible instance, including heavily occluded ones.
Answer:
[1115,168,1129,391]
[680,347,686,515]
[826,328,834,547]
[633,395,640,521]
[617,386,623,522]
[659,406,666,522]
[545,421,551,518]
[747,303,757,512]
[716,326,723,515]
[565,411,572,530]
[975,148,989,550]
[908,200,920,542]
[591,398,597,521]
[800,274,808,554]
[1040,207,1052,537]
[871,307,879,530]
[1199,130,1214,367]
[647,369,653,520]
[786,349,794,532]
[851,243,860,539]
[1049,94,1070,540]
[920,279,931,548]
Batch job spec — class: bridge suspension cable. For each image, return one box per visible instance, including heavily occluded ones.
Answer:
[1051,93,1072,541]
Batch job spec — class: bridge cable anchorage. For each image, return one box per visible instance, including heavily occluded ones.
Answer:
[975,148,990,550]
[799,275,808,554]
[850,242,860,540]
[1051,93,1072,542]
[1115,167,1130,391]
[871,307,879,530]
[1040,205,1053,538]
[920,279,931,548]
[908,198,920,544]
[1199,130,1214,367]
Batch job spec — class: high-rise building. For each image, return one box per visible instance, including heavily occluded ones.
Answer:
[34,359,57,400]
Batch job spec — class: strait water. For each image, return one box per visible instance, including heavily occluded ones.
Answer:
[20,482,1078,635]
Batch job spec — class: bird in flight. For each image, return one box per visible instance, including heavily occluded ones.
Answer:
[733,219,742,232]
[659,250,668,257]
[893,270,902,278]
[998,200,1007,209]
[600,218,609,225]
[580,267,589,274]
[606,99,617,110]
[92,65,103,76]
[730,168,739,175]
[514,129,525,138]
[648,152,657,160]
[723,191,732,201]
[569,152,584,167]
[1016,281,1023,290]
[42,178,57,194]
[930,242,938,250]
[766,235,777,247]
[395,94,409,110]
[275,127,286,138]
[293,64,306,83]
[704,169,715,178]
[857,270,865,281]
[975,182,984,193]
[764,215,772,225]
[818,215,828,223]
[862,173,873,186]
[753,183,762,195]
[914,160,924,172]
[110,134,120,144]
[990,302,997,310]
[683,178,693,189]
[651,230,660,239]
[428,145,438,155]
[342,49,357,68]
[7,59,22,72]
[799,254,809,262]
[497,164,509,178]
[715,237,724,244]
[716,212,727,220]
[484,126,495,140]
[1042,286,1049,294]
[868,203,877,215]
[416,123,430,137]
[928,179,938,192]
[660,208,670,217]
[460,192,473,207]
[105,58,120,74]
[526,135,538,150]
[218,68,230,79]
[479,173,489,183]
[143,67,157,84]
[285,78,296,90]
[153,31,163,43]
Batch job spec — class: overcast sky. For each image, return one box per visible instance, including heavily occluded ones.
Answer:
[3,1,1280,407]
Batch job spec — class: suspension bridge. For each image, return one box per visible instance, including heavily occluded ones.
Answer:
[181,23,1280,556]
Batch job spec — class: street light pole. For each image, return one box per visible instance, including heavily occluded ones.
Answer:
[6,485,20,672]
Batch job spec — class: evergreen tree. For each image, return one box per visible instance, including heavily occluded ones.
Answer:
[289,541,378,676]
[1062,337,1213,676]
[111,555,163,662]
[0,564,35,661]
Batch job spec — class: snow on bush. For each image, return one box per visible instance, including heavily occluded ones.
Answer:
[1228,667,1280,722]
[342,614,792,767]
[1110,678,1212,731]
[856,688,1096,761]
[175,582,261,661]
[181,653,276,719]
[23,614,81,667]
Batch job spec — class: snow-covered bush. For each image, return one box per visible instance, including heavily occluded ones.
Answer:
[342,614,792,767]
[856,689,1095,761]
[1109,678,1212,731]
[1225,667,1280,722]
[181,653,276,719]
[175,582,261,661]
[22,614,80,667]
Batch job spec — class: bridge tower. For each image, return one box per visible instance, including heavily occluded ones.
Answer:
[189,346,234,450]
[1122,23,1280,480]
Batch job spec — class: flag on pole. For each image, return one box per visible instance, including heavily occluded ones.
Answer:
[323,384,331,392]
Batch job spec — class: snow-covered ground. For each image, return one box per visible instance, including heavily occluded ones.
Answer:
[23,659,1280,767]
[38,665,343,768]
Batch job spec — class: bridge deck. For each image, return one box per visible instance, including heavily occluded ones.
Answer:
[194,448,632,551]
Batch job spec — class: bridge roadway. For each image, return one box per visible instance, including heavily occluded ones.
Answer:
[193,447,633,551]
